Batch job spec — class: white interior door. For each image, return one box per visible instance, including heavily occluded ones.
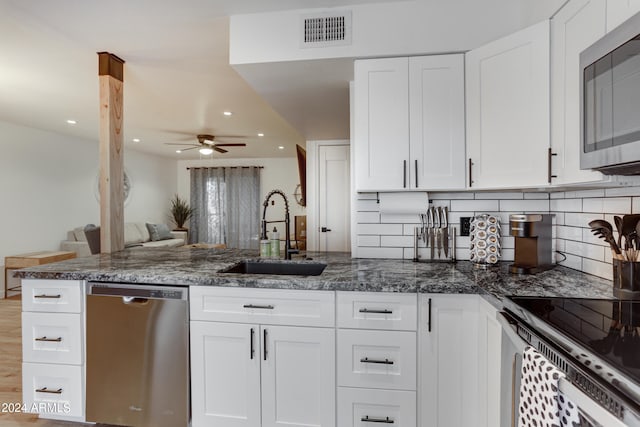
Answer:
[318,144,350,252]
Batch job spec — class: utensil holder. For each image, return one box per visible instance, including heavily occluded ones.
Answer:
[613,259,640,299]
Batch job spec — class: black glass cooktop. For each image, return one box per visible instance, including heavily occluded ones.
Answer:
[508,297,640,386]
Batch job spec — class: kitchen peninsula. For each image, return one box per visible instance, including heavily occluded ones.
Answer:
[15,247,616,427]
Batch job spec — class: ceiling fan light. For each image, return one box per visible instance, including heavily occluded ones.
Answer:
[199,147,214,155]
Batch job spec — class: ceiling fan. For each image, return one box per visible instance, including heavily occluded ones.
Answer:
[165,134,246,154]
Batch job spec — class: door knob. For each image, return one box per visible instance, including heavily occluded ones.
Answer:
[321,227,332,232]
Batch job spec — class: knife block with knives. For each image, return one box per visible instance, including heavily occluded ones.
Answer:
[413,206,456,262]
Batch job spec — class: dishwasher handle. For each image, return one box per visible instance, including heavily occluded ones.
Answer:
[123,297,149,305]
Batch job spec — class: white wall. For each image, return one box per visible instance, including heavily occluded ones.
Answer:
[176,157,306,239]
[230,0,563,64]
[0,120,176,296]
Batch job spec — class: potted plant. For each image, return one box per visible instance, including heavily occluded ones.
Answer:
[170,194,194,230]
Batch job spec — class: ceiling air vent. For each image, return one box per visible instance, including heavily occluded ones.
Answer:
[301,11,352,48]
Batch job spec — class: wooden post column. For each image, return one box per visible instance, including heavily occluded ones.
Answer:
[98,52,125,253]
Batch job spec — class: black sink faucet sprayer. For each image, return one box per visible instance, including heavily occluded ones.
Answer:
[261,189,299,260]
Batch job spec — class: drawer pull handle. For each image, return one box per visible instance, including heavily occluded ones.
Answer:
[360,357,394,365]
[361,416,394,424]
[243,304,274,310]
[359,308,393,314]
[34,294,61,299]
[35,336,62,342]
[35,387,63,394]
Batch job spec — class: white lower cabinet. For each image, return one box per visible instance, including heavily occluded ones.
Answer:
[419,294,480,427]
[190,288,336,427]
[338,387,417,427]
[21,279,85,422]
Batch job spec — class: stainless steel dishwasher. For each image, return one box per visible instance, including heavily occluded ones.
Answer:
[86,282,189,427]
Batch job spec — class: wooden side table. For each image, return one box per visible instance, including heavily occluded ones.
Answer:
[4,251,76,298]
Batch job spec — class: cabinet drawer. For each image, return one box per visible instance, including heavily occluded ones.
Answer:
[22,280,83,313]
[22,312,82,365]
[338,387,416,427]
[190,287,335,327]
[337,329,416,390]
[22,362,84,419]
[337,292,417,330]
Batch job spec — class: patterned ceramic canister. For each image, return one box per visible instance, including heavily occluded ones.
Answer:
[469,214,502,265]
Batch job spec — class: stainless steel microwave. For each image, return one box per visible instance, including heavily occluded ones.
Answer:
[580,10,640,175]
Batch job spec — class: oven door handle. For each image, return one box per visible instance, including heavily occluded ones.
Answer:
[497,311,528,353]
[558,379,628,427]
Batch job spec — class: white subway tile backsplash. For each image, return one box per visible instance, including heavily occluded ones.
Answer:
[381,235,414,247]
[357,212,380,224]
[499,199,550,212]
[554,212,565,226]
[381,214,423,224]
[357,199,380,211]
[633,197,640,214]
[448,211,475,224]
[430,192,474,200]
[403,224,420,236]
[564,189,605,198]
[582,197,630,214]
[357,235,380,247]
[550,198,582,212]
[581,229,608,247]
[582,258,613,280]
[604,186,640,197]
[559,253,582,270]
[451,199,499,212]
[565,241,604,262]
[556,226,583,241]
[501,236,515,249]
[565,212,599,228]
[475,192,523,200]
[356,247,404,258]
[501,249,515,261]
[550,192,565,199]
[357,224,403,235]
[524,193,549,200]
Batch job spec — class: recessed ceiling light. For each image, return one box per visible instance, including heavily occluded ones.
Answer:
[258,133,264,137]
[132,138,141,143]
[176,150,182,153]
[278,146,285,150]
[223,111,233,116]
[66,119,77,125]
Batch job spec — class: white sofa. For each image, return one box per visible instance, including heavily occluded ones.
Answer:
[60,223,186,257]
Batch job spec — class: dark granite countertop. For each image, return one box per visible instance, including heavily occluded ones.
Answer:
[14,247,616,302]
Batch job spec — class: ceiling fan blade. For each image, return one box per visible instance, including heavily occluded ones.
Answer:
[213,146,228,154]
[180,146,201,152]
[214,143,246,147]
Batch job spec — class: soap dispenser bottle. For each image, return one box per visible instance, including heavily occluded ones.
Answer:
[270,227,280,258]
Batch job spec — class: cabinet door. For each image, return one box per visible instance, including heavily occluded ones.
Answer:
[419,294,480,427]
[466,20,550,189]
[190,321,261,427]
[551,0,606,185]
[606,0,640,32]
[409,55,466,190]
[354,57,410,191]
[477,299,503,427]
[261,325,335,427]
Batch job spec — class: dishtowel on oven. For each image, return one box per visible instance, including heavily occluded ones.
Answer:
[518,346,581,427]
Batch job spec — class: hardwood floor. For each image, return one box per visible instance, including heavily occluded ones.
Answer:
[0,296,85,427]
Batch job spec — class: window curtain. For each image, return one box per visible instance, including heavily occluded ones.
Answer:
[189,167,261,249]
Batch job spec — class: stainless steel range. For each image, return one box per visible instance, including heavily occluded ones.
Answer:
[501,296,640,426]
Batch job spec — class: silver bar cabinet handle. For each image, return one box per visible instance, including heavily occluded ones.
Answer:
[34,294,61,299]
[359,308,393,314]
[361,416,394,424]
[360,357,394,365]
[243,304,274,310]
[35,336,62,342]
[35,387,63,394]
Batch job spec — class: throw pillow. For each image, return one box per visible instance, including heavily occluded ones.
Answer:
[146,223,173,241]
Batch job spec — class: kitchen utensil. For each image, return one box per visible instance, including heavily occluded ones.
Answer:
[427,208,435,259]
[615,216,624,251]
[622,215,640,252]
[442,207,449,258]
[435,207,442,258]
[589,220,622,259]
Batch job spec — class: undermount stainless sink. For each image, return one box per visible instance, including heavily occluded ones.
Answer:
[220,260,327,276]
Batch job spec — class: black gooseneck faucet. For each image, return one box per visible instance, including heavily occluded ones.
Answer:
[261,189,299,260]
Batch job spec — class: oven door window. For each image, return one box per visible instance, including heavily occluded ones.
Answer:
[584,34,640,153]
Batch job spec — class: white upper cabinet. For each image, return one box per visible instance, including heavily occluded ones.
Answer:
[409,55,466,190]
[466,20,551,189]
[354,57,410,191]
[606,0,640,32]
[354,55,465,191]
[550,0,606,185]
